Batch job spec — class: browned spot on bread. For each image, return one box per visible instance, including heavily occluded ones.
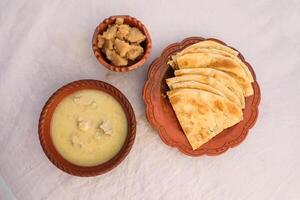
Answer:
[226,102,239,115]
[201,76,209,82]
[201,128,210,139]
[183,126,191,134]
[194,133,203,141]
[214,100,224,111]
[169,96,180,105]
[211,74,217,79]
[224,71,246,84]
[178,59,189,66]
[190,99,208,115]
[186,112,192,119]
[214,57,236,69]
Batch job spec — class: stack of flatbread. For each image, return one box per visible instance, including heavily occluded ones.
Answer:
[166,40,254,150]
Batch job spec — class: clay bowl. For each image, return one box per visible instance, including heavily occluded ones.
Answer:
[92,15,152,72]
[38,80,136,176]
[143,37,261,156]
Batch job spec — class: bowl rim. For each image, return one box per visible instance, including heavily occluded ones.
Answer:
[38,79,136,176]
[92,15,152,72]
[142,36,261,156]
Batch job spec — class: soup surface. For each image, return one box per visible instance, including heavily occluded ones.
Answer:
[51,89,128,167]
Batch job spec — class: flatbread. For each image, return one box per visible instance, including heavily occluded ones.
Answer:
[167,88,243,150]
[174,68,245,108]
[168,81,228,100]
[166,75,243,108]
[175,46,254,82]
[182,40,239,56]
[170,52,253,96]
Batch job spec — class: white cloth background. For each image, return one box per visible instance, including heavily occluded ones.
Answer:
[1,0,300,199]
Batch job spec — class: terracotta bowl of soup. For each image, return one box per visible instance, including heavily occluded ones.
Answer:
[38,80,136,176]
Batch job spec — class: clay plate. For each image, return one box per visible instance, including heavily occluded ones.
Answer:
[143,37,261,156]
[38,80,136,176]
[92,15,152,72]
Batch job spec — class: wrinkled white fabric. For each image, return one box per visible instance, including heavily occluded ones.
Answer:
[1,0,300,199]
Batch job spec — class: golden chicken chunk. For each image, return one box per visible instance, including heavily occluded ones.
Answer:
[102,25,117,40]
[115,17,124,25]
[97,35,105,48]
[126,27,146,43]
[114,38,130,57]
[127,45,144,60]
[102,39,114,52]
[116,24,131,40]
[106,49,128,66]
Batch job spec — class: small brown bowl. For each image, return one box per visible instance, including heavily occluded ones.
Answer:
[92,15,152,72]
[143,37,261,156]
[38,80,136,176]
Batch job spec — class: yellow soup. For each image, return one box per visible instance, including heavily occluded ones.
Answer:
[51,89,128,167]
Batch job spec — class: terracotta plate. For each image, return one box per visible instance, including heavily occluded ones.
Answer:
[39,80,136,176]
[143,37,261,156]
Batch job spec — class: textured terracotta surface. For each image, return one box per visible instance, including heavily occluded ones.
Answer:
[38,80,136,176]
[143,37,261,156]
[92,15,152,72]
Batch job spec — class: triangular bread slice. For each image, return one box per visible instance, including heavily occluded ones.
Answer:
[183,40,239,56]
[174,68,245,108]
[168,40,238,70]
[167,88,243,150]
[175,46,254,82]
[166,75,243,108]
[169,53,253,96]
[168,81,229,100]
